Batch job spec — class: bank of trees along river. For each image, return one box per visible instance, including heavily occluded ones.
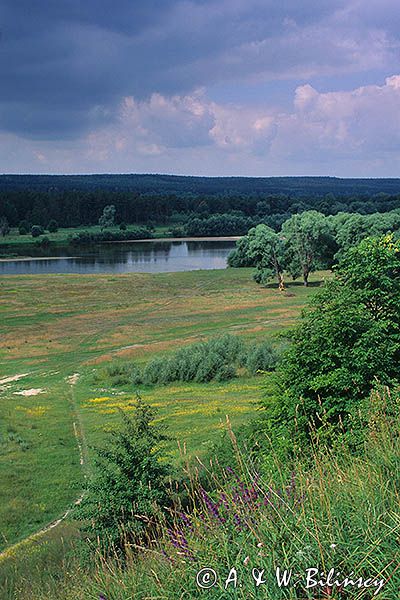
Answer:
[228,209,400,288]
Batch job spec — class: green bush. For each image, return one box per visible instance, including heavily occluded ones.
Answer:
[246,341,278,374]
[130,364,143,386]
[104,363,134,386]
[18,219,31,235]
[101,335,279,388]
[75,399,172,557]
[31,225,44,238]
[34,235,51,248]
[194,351,225,382]
[142,358,166,385]
[68,227,152,245]
[47,219,58,233]
[214,363,236,381]
[259,235,400,454]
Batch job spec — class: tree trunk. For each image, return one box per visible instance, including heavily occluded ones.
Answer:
[278,272,285,291]
[303,268,309,286]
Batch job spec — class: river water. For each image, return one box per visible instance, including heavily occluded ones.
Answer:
[0,239,237,275]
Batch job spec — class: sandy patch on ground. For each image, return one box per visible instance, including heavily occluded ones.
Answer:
[115,343,144,352]
[66,373,80,385]
[14,388,45,396]
[0,373,30,385]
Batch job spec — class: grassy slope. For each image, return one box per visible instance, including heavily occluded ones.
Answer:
[0,268,325,551]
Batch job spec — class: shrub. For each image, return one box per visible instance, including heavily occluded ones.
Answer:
[214,363,236,381]
[31,225,44,238]
[34,236,51,248]
[246,341,278,374]
[143,358,166,385]
[47,219,59,233]
[75,399,173,557]
[102,335,280,389]
[99,336,278,389]
[18,219,31,234]
[184,213,255,237]
[130,364,143,386]
[194,351,225,382]
[104,363,133,386]
[68,227,152,245]
[168,226,185,237]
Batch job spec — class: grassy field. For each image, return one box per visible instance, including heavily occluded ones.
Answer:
[0,268,326,554]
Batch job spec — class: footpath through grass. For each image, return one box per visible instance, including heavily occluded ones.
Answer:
[0,268,325,552]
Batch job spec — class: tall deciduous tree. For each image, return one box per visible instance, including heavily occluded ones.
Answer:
[247,224,286,290]
[0,216,10,237]
[99,204,116,229]
[282,211,334,286]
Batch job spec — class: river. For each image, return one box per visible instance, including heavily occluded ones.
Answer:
[0,239,237,275]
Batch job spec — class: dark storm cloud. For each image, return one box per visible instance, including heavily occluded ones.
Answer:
[0,0,398,140]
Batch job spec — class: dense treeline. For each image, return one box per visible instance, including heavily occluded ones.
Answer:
[3,174,400,196]
[1,175,400,228]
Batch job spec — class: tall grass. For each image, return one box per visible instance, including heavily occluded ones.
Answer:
[7,387,399,599]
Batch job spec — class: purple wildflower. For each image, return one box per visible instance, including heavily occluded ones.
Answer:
[167,527,195,560]
[200,488,226,523]
[220,492,230,510]
[179,511,193,531]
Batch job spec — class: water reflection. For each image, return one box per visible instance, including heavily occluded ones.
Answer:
[0,241,236,275]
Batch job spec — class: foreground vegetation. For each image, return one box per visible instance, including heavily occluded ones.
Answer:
[3,386,399,599]
[0,267,320,555]
[2,234,399,599]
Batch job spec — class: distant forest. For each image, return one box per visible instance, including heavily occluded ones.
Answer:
[1,174,400,227]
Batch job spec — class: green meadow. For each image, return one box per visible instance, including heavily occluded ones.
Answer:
[0,268,324,555]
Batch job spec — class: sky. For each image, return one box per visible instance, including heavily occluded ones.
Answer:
[1,0,400,177]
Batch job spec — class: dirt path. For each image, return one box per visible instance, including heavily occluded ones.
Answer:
[0,375,87,563]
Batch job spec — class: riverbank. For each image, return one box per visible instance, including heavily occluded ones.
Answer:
[105,235,242,243]
[0,225,241,248]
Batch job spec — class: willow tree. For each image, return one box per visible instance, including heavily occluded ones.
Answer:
[247,224,286,290]
[282,210,334,286]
